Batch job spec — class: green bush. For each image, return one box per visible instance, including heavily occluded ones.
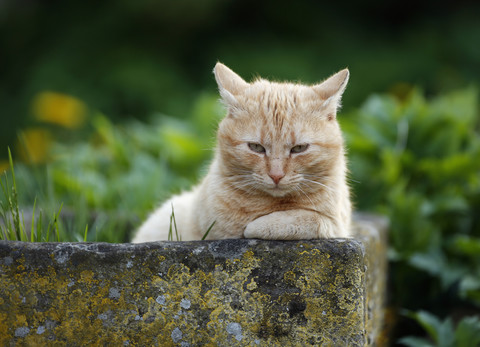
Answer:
[341,87,480,340]
[1,93,222,242]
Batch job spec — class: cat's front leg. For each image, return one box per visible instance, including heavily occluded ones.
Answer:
[244,209,342,240]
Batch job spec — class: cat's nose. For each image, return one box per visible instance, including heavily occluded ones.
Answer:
[269,172,285,185]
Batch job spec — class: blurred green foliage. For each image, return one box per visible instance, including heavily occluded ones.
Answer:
[1,93,222,242]
[342,87,480,309]
[341,87,480,342]
[399,311,480,347]
[344,88,480,252]
[1,1,480,158]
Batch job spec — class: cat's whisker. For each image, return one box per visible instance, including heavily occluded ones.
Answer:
[233,169,254,174]
[302,178,334,192]
[298,181,316,193]
[231,179,260,195]
[251,173,264,181]
[302,173,331,181]
[226,177,257,193]
[289,177,304,185]
[231,178,255,186]
[234,183,257,191]
[302,174,339,186]
[294,186,317,211]
[230,185,256,197]
[229,175,254,179]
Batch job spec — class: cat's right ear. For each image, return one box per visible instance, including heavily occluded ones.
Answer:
[312,68,350,113]
[214,63,249,108]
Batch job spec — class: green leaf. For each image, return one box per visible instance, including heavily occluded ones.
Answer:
[452,235,480,257]
[405,310,455,347]
[459,275,480,305]
[398,336,434,347]
[430,87,478,127]
[455,316,480,347]
[408,251,445,276]
[409,249,468,289]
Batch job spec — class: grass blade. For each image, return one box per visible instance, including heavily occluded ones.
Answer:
[171,203,180,241]
[0,201,7,240]
[20,211,27,241]
[31,198,37,242]
[45,211,52,242]
[37,210,43,242]
[54,203,63,242]
[168,214,173,241]
[7,148,23,241]
[201,221,215,241]
[84,224,89,242]
[0,176,11,240]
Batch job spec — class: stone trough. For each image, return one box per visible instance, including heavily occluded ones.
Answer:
[0,213,387,346]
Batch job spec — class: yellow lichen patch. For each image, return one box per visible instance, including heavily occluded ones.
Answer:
[32,277,50,290]
[283,271,296,285]
[0,313,10,346]
[78,270,96,284]
[241,250,261,268]
[246,278,258,291]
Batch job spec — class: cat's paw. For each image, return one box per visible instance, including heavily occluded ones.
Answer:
[243,211,317,240]
[244,216,273,239]
[243,210,347,239]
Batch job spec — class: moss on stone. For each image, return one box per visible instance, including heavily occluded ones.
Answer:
[0,214,387,346]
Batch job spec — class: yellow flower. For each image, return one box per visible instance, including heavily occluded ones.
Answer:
[17,128,53,164]
[32,91,87,129]
[0,160,8,173]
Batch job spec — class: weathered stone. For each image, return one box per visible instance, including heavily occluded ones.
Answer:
[0,213,387,346]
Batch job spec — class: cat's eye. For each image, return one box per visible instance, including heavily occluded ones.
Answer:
[291,144,309,154]
[248,143,266,154]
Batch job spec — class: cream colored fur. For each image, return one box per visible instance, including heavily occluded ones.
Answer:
[132,63,351,242]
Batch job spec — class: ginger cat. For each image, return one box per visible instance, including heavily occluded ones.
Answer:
[132,63,351,242]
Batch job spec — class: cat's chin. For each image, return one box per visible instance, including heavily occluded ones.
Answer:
[264,187,291,198]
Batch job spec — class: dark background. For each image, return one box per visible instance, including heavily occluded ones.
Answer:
[1,0,479,156]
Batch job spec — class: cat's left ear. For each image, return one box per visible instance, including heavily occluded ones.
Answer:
[312,68,349,113]
[214,63,249,107]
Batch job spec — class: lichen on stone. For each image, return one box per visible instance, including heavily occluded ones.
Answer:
[0,215,387,346]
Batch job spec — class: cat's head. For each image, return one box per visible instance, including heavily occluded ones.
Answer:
[214,63,349,198]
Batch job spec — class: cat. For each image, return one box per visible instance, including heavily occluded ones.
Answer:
[132,63,351,242]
